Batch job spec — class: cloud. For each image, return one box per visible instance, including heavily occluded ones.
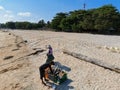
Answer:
[0,5,32,23]
[0,6,5,10]
[17,12,31,17]
[1,14,14,22]
[6,10,12,13]
[0,6,15,23]
[3,14,14,18]
[0,14,14,23]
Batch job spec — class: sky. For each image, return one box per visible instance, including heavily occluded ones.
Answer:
[0,0,120,23]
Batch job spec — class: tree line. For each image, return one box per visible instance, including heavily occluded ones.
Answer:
[0,20,50,30]
[1,5,120,34]
[50,5,120,34]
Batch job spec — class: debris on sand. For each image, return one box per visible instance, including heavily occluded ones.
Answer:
[3,56,14,60]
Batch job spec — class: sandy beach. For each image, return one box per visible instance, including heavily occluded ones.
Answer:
[0,30,120,90]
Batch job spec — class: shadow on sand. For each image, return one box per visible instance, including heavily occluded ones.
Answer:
[54,62,71,72]
[46,78,74,90]
[53,62,74,90]
[55,79,74,90]
[39,61,74,90]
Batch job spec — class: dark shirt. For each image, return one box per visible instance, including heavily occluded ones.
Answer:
[40,63,53,73]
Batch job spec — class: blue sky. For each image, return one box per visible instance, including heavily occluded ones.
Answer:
[0,0,120,23]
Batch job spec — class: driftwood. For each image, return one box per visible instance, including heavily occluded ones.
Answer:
[27,49,45,56]
[63,50,120,73]
[4,56,14,60]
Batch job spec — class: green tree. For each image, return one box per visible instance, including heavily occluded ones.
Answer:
[80,9,96,32]
[71,24,82,32]
[51,12,68,31]
[6,22,16,29]
[94,5,120,33]
[0,23,6,28]
[60,17,73,32]
[38,19,46,28]
[46,21,51,28]
[25,22,33,29]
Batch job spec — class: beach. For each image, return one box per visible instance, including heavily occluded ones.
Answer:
[0,30,120,90]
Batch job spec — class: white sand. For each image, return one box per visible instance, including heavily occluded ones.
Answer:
[0,30,120,90]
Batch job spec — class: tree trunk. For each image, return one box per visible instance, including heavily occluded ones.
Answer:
[63,50,120,73]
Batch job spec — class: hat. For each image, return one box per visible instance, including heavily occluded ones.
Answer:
[48,45,52,49]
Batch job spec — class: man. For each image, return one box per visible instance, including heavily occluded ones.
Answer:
[46,45,55,63]
[39,61,55,85]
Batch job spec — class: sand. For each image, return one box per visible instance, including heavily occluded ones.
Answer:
[0,30,120,90]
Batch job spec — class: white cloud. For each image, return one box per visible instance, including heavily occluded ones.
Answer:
[6,10,12,13]
[0,6,5,10]
[2,14,14,22]
[0,6,33,23]
[3,14,14,18]
[0,6,15,23]
[0,15,14,23]
[0,10,14,23]
[17,12,31,17]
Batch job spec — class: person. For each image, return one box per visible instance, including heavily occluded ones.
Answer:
[46,45,54,63]
[39,61,55,85]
